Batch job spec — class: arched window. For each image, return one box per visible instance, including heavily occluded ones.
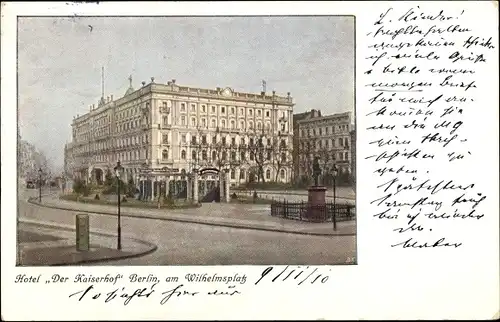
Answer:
[281,152,287,163]
[211,119,216,128]
[202,150,207,160]
[212,151,216,161]
[192,150,197,160]
[280,169,286,179]
[266,169,271,180]
[231,120,235,129]
[240,151,246,161]
[240,121,245,129]
[181,150,186,159]
[257,122,262,130]
[221,119,226,128]
[239,169,245,179]
[162,149,169,160]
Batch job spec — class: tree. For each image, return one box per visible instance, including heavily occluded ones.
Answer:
[270,136,293,182]
[104,168,113,186]
[243,128,270,183]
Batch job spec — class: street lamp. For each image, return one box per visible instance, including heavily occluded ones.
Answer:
[332,164,338,231]
[38,168,43,203]
[113,161,124,250]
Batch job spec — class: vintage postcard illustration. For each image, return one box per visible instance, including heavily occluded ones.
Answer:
[16,15,356,267]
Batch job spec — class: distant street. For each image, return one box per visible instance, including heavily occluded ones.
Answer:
[18,189,356,265]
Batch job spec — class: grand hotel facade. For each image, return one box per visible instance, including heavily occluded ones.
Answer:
[64,77,295,189]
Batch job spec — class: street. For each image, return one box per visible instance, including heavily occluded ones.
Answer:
[18,190,356,265]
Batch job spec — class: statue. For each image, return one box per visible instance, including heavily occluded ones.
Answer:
[312,157,322,186]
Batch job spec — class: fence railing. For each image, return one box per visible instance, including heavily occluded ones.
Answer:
[270,201,356,223]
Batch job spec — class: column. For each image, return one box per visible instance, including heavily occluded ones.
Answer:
[151,177,155,201]
[225,170,230,203]
[193,172,199,203]
[187,176,192,201]
[165,176,170,197]
[219,172,224,201]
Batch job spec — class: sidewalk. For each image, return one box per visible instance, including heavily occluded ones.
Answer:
[18,219,157,266]
[29,195,356,236]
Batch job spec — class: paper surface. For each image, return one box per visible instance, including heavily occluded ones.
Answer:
[1,1,498,320]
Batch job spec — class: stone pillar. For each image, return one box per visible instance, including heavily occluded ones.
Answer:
[225,170,230,203]
[306,186,327,222]
[193,172,199,203]
[219,172,224,201]
[187,176,192,201]
[165,176,170,197]
[151,177,155,201]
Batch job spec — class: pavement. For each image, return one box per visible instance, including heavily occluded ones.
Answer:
[17,218,157,266]
[30,193,356,237]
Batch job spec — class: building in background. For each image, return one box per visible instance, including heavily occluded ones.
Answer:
[64,76,295,193]
[295,110,352,184]
[350,128,356,186]
[292,109,322,182]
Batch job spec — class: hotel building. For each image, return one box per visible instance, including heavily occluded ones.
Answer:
[64,76,294,195]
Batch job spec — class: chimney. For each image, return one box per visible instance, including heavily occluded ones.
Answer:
[287,92,291,97]
[151,77,155,83]
[142,81,146,86]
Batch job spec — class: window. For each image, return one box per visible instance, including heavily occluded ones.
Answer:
[240,108,244,115]
[181,103,186,112]
[222,151,227,160]
[222,137,226,145]
[266,111,270,117]
[191,118,196,127]
[162,149,168,160]
[230,169,235,179]
[241,138,245,145]
[257,122,262,130]
[202,150,207,160]
[332,138,335,147]
[267,151,271,160]
[192,150,197,160]
[202,105,206,112]
[191,136,197,144]
[266,169,271,180]
[202,118,206,127]
[162,134,168,144]
[181,150,186,159]
[240,151,246,161]
[211,119,216,128]
[231,107,235,114]
[231,151,236,161]
[221,120,226,128]
[250,153,254,161]
[344,152,349,160]
[212,136,217,145]
[240,169,245,179]
[211,105,216,113]
[344,137,349,147]
[240,121,245,129]
[257,110,261,116]
[181,116,186,126]
[281,152,286,163]
[191,104,196,112]
[249,121,254,130]
[339,138,343,146]
[280,169,285,179]
[267,138,271,146]
[326,127,329,134]
[249,138,254,146]
[249,109,253,116]
[221,106,226,114]
[181,134,187,143]
[212,151,216,160]
[231,137,236,145]
[319,128,322,135]
[202,135,207,144]
[339,152,343,160]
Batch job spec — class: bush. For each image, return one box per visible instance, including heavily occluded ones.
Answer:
[73,178,91,196]
[94,194,100,200]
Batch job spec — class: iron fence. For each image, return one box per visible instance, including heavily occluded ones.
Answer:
[270,201,355,223]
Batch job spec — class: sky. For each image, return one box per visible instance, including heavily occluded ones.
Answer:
[17,16,354,170]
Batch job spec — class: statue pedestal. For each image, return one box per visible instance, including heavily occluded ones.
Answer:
[306,186,327,222]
